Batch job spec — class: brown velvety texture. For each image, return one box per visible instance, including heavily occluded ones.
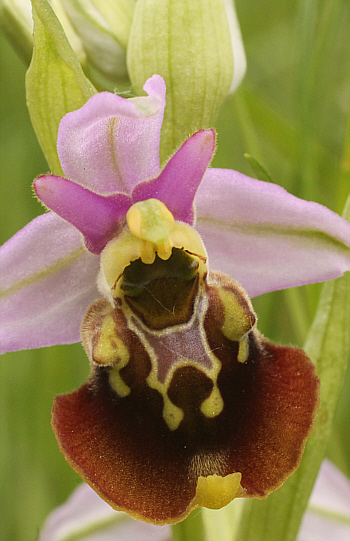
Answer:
[52,281,319,524]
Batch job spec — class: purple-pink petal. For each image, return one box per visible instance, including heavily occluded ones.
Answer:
[57,75,166,195]
[39,484,171,541]
[0,213,99,354]
[298,460,350,541]
[34,175,131,254]
[39,483,171,541]
[132,130,215,224]
[196,169,350,297]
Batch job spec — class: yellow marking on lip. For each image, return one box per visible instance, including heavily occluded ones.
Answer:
[126,293,224,431]
[200,386,224,418]
[237,335,249,363]
[109,368,131,397]
[93,315,129,366]
[162,396,184,431]
[218,287,255,341]
[92,314,131,397]
[195,472,243,509]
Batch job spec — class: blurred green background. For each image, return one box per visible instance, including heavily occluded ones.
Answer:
[0,1,349,540]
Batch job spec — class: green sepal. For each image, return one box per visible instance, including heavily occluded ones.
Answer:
[235,197,350,541]
[26,0,96,175]
[127,0,234,161]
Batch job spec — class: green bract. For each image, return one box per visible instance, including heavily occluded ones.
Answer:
[26,0,96,174]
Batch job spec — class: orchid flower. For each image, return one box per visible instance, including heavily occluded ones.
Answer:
[38,460,350,541]
[1,74,350,524]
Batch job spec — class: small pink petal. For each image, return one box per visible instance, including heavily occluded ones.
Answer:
[57,75,166,195]
[132,130,215,223]
[39,483,171,541]
[196,169,350,297]
[0,213,99,353]
[34,175,131,254]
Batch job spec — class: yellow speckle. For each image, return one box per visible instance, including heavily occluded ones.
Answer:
[195,472,242,509]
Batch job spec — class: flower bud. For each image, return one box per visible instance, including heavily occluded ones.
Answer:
[1,0,135,88]
[61,0,135,88]
[0,0,33,63]
[1,0,87,64]
[127,0,246,159]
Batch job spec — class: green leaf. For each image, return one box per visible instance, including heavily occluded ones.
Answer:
[26,0,96,175]
[127,0,234,161]
[235,198,350,541]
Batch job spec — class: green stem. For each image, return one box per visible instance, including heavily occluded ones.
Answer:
[172,509,207,541]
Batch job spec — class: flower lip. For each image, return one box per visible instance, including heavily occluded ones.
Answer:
[53,282,320,524]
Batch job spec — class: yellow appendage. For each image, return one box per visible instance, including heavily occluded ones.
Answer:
[195,472,243,509]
